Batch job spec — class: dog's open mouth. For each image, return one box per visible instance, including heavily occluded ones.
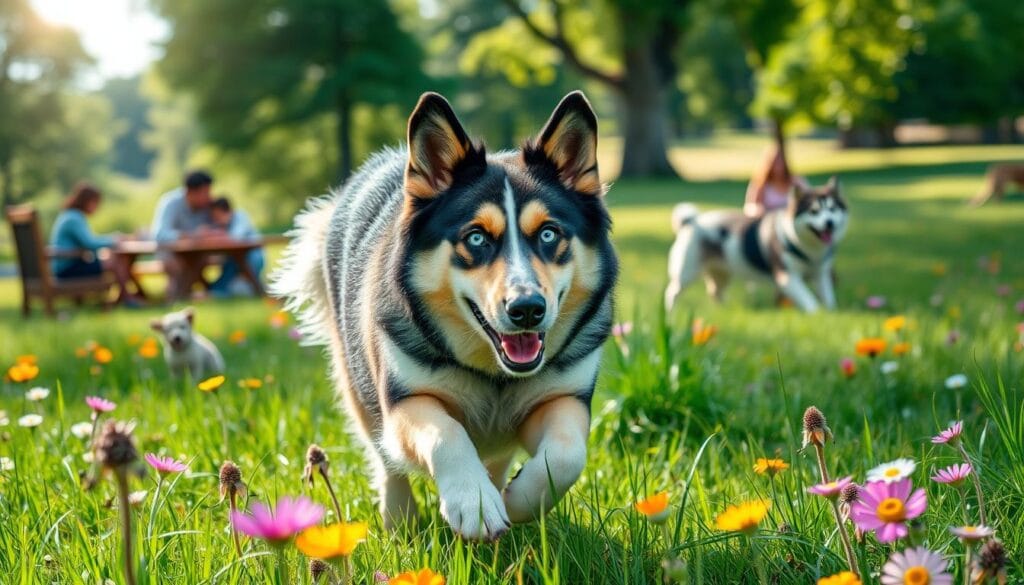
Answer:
[466,300,545,372]
[810,227,834,245]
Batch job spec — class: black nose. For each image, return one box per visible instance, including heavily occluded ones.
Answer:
[825,219,834,231]
[506,293,546,329]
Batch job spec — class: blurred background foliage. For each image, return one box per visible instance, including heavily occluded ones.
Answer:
[0,0,1022,232]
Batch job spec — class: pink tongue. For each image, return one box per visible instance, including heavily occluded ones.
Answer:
[820,230,833,244]
[499,333,543,364]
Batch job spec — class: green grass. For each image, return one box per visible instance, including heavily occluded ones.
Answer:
[2,139,1024,584]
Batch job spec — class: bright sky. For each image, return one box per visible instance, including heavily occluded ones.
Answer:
[30,0,168,84]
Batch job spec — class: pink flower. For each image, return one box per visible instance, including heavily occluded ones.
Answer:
[230,496,324,544]
[144,453,188,476]
[931,421,963,445]
[806,476,853,500]
[931,463,971,486]
[1015,299,1024,314]
[866,295,886,309]
[612,322,633,338]
[851,478,926,543]
[839,358,856,378]
[85,396,116,413]
[288,327,304,342]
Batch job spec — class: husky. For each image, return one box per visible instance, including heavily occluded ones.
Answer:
[664,178,848,313]
[272,91,618,540]
[150,307,225,379]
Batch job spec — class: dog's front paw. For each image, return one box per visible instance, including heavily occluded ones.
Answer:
[437,474,510,541]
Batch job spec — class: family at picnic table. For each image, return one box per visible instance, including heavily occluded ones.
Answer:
[49,170,266,305]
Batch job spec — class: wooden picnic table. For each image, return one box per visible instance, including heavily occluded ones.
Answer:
[113,235,285,301]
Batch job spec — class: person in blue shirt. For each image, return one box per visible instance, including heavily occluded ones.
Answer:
[150,170,214,298]
[208,196,265,296]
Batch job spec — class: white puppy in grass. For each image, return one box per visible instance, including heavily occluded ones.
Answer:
[150,307,224,380]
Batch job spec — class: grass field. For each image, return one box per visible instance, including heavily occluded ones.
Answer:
[1,138,1023,584]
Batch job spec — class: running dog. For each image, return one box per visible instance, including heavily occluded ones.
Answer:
[150,307,225,379]
[665,178,848,313]
[272,91,617,541]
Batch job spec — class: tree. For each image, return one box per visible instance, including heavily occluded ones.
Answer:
[152,0,427,182]
[101,76,157,178]
[0,0,94,205]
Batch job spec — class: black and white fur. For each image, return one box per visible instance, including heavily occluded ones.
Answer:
[665,177,848,313]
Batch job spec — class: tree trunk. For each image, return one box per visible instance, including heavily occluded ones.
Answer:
[617,43,677,178]
[0,154,13,209]
[771,118,786,153]
[336,93,353,183]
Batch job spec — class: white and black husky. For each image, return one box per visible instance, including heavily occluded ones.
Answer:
[665,178,848,313]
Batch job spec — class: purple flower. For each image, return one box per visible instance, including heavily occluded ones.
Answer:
[288,327,304,342]
[931,463,972,486]
[866,295,886,309]
[612,322,634,338]
[806,476,853,500]
[144,453,188,476]
[851,479,927,543]
[85,396,117,413]
[230,496,324,544]
[931,421,963,446]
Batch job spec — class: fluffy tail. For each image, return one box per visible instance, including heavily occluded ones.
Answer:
[671,203,700,233]
[269,194,338,346]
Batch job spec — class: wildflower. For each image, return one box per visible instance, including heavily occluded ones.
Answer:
[304,444,342,519]
[838,482,861,523]
[880,361,899,375]
[855,338,886,358]
[138,339,159,359]
[931,422,963,447]
[389,568,446,585]
[892,342,911,356]
[93,347,114,364]
[807,476,854,500]
[18,414,43,428]
[971,539,1007,584]
[1016,299,1024,314]
[220,461,247,556]
[851,479,927,543]
[228,330,247,345]
[144,453,188,476]
[91,420,142,585]
[879,546,952,585]
[127,490,148,507]
[295,521,368,559]
[840,358,856,378]
[230,496,325,545]
[949,525,995,543]
[867,458,916,483]
[288,327,304,342]
[71,422,94,439]
[944,374,968,390]
[692,322,717,346]
[931,463,971,486]
[270,311,289,329]
[74,347,89,358]
[237,378,263,390]
[611,322,633,337]
[883,316,906,332]
[7,362,39,383]
[866,295,886,309]
[634,492,670,524]
[0,457,13,471]
[197,375,226,393]
[16,354,36,365]
[802,406,833,448]
[309,559,331,582]
[945,330,960,345]
[714,500,769,534]
[818,571,861,585]
[753,458,789,478]
[86,396,117,414]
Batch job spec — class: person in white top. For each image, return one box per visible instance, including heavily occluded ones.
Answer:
[744,145,809,217]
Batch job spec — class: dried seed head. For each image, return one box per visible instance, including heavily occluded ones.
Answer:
[219,460,246,501]
[839,482,861,505]
[972,539,1007,582]
[801,406,833,448]
[95,420,138,470]
[309,559,330,582]
[303,444,329,486]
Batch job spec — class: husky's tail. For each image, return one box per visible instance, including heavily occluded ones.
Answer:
[269,194,338,347]
[671,203,700,234]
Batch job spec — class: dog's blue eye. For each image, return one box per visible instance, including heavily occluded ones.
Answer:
[539,228,558,244]
[466,231,487,247]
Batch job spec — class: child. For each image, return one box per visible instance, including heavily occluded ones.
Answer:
[208,197,265,296]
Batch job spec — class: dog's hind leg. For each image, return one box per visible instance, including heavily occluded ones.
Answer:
[665,228,702,311]
[704,268,730,303]
[375,464,418,531]
[486,456,515,491]
[774,270,820,313]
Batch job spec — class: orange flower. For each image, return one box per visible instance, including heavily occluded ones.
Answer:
[295,522,368,560]
[228,330,247,345]
[6,362,39,383]
[752,458,789,478]
[138,339,160,359]
[818,571,861,585]
[74,347,89,358]
[892,342,911,356]
[238,378,263,390]
[692,320,717,346]
[93,347,113,364]
[389,568,446,585]
[634,492,670,523]
[883,316,906,332]
[854,338,886,358]
[197,375,226,393]
[269,311,289,329]
[15,355,37,365]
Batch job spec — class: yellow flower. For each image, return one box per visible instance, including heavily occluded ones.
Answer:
[931,262,947,277]
[6,362,39,383]
[228,330,247,345]
[389,568,446,585]
[883,316,906,332]
[93,347,114,364]
[817,571,861,585]
[269,311,289,328]
[854,338,886,358]
[138,339,160,359]
[238,378,263,390]
[752,458,789,478]
[634,492,670,523]
[197,375,226,393]
[715,500,769,534]
[295,522,368,560]
[892,342,911,356]
[15,355,37,365]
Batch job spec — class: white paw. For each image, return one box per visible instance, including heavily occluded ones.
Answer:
[437,474,510,541]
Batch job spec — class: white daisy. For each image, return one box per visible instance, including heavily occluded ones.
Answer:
[867,458,917,483]
[127,490,148,506]
[70,422,93,440]
[880,546,952,585]
[0,457,13,471]
[880,361,899,375]
[18,414,43,428]
[25,387,50,401]
[945,374,968,390]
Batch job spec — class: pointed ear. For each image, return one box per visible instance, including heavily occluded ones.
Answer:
[182,307,195,324]
[150,319,163,332]
[826,176,840,192]
[529,91,601,196]
[405,92,478,200]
